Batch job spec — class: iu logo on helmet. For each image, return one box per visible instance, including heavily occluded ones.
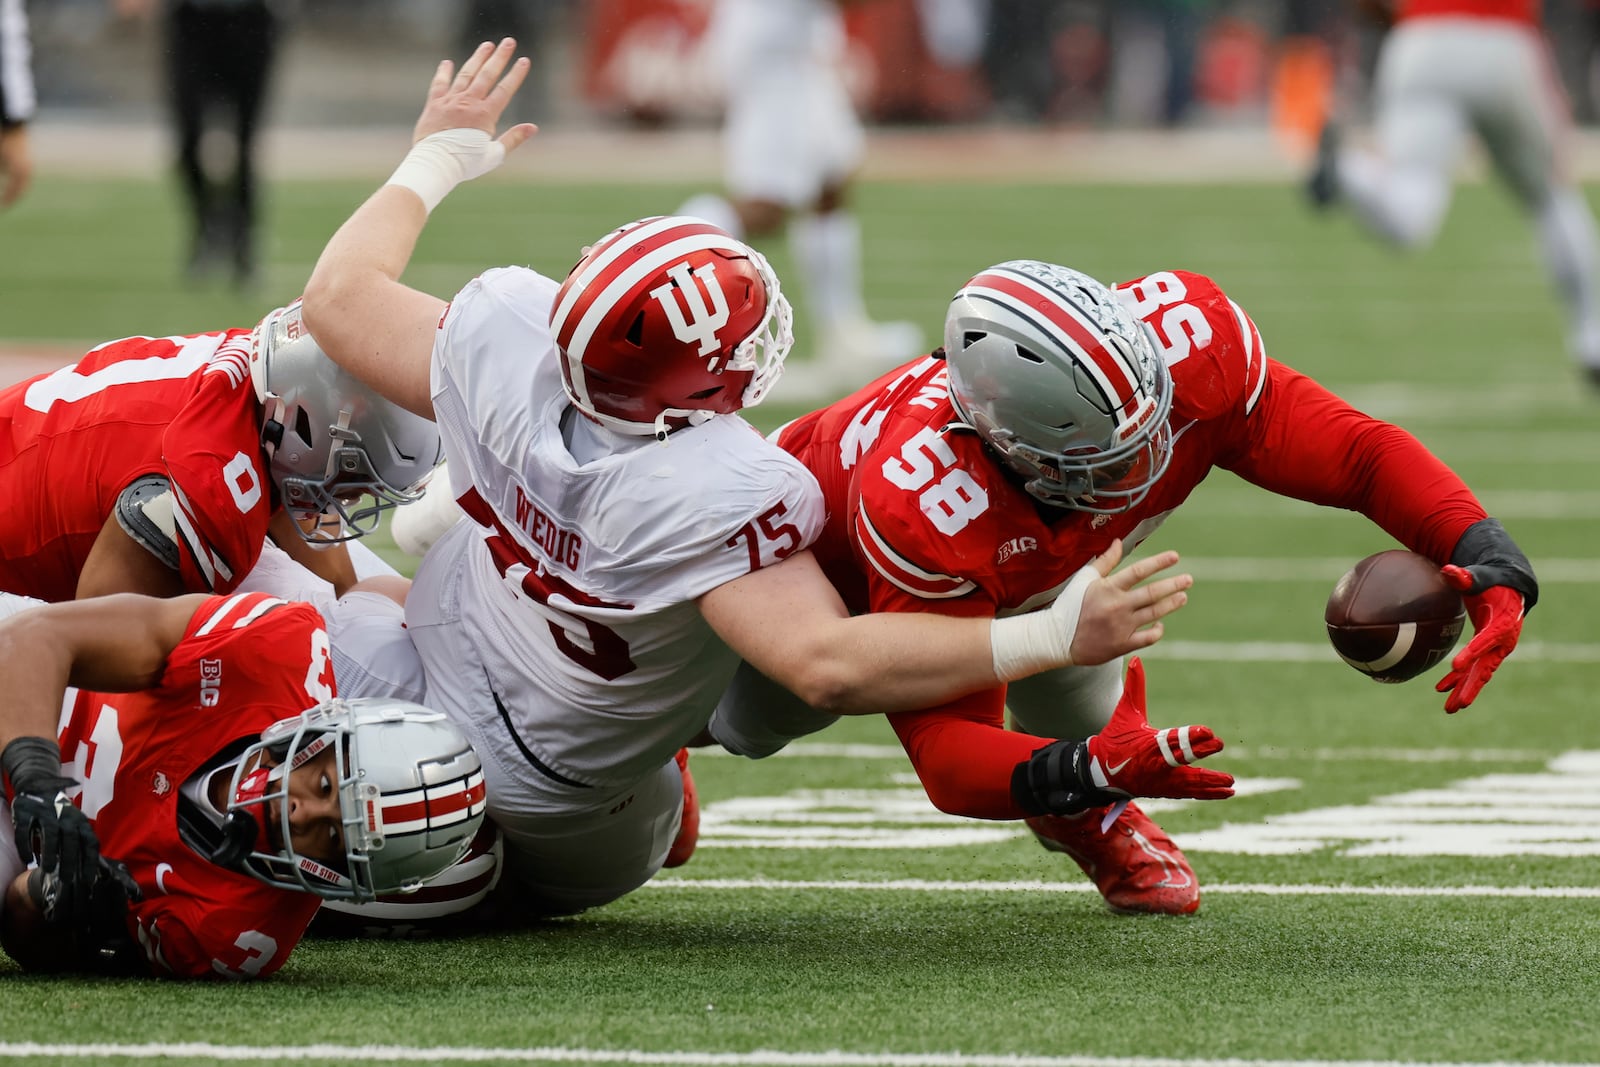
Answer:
[651,261,731,359]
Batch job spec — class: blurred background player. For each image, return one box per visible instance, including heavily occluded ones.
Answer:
[0,0,34,209]
[710,258,1539,915]
[115,0,284,287]
[0,590,485,977]
[678,0,924,394]
[1307,0,1600,384]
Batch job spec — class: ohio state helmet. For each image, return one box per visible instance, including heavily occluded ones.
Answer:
[944,261,1173,514]
[224,698,487,903]
[250,302,443,541]
[551,215,793,438]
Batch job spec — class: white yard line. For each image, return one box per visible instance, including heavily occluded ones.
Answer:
[0,1046,1593,1067]
[688,744,1557,762]
[643,879,1600,900]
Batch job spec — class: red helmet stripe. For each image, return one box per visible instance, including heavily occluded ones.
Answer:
[551,216,731,351]
[378,774,488,836]
[561,233,748,366]
[965,270,1143,412]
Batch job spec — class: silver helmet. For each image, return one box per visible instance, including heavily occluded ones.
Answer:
[250,302,443,542]
[943,261,1172,514]
[224,697,487,903]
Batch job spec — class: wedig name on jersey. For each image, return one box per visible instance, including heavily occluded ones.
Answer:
[513,486,583,569]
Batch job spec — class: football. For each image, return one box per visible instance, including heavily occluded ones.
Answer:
[1325,550,1467,683]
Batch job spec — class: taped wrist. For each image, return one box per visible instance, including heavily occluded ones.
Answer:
[1450,517,1539,611]
[990,563,1097,682]
[1,737,73,795]
[384,129,505,214]
[1010,738,1115,816]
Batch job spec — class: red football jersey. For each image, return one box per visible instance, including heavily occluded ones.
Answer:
[1397,0,1539,25]
[778,270,1487,819]
[0,331,273,601]
[55,592,335,979]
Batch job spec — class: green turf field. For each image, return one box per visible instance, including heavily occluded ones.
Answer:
[0,172,1596,1066]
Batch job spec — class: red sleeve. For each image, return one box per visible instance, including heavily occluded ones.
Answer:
[162,341,275,594]
[1223,360,1486,563]
[888,688,1048,821]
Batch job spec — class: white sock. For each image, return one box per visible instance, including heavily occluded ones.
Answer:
[1536,188,1600,352]
[788,210,867,330]
[1338,152,1447,249]
[677,193,745,239]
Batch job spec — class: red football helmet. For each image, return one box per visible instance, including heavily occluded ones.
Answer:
[551,215,793,437]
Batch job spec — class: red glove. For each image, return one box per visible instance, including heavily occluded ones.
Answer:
[1435,564,1525,713]
[1087,658,1235,800]
[1009,659,1234,816]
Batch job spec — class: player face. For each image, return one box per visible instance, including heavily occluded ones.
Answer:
[265,744,346,866]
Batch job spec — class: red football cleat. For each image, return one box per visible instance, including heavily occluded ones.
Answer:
[664,748,699,869]
[1026,801,1200,915]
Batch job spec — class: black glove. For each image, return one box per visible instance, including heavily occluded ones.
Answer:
[21,855,145,976]
[3,735,99,924]
[1011,736,1110,817]
[1449,517,1539,610]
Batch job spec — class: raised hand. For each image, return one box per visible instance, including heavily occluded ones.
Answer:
[1435,565,1525,713]
[413,38,538,152]
[1068,539,1192,666]
[1009,659,1234,816]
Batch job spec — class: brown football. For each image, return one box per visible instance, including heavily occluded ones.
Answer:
[1325,550,1467,683]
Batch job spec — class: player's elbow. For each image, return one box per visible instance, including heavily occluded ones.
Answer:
[773,657,862,715]
[297,275,344,347]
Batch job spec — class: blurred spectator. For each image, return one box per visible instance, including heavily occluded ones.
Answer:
[0,0,35,208]
[678,0,923,392]
[1307,0,1600,384]
[1107,0,1210,127]
[116,0,283,288]
[983,0,1064,120]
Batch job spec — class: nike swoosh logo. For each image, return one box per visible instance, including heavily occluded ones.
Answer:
[1107,759,1131,776]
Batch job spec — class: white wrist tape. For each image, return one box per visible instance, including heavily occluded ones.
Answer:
[989,562,1099,683]
[384,129,506,214]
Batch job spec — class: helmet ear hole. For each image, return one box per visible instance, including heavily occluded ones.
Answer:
[624,311,646,349]
[293,407,314,448]
[1013,345,1046,365]
[962,331,987,349]
[687,385,723,401]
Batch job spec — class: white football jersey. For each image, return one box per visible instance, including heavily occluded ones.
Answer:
[419,266,824,789]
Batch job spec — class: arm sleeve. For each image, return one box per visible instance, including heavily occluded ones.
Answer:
[1223,360,1486,563]
[0,0,37,128]
[888,691,1050,821]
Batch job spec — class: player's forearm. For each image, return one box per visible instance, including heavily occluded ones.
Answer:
[0,598,192,752]
[782,611,1002,715]
[1237,364,1485,562]
[0,619,82,753]
[891,711,1041,821]
[300,186,433,409]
